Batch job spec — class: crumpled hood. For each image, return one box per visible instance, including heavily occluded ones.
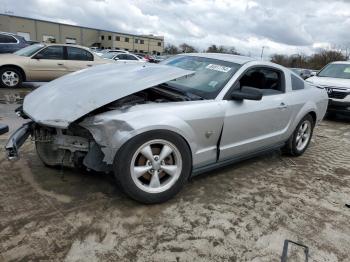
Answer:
[307,76,350,89]
[23,63,194,128]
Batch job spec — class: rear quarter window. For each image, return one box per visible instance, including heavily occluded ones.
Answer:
[291,74,305,90]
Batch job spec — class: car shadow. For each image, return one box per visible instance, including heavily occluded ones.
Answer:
[325,112,350,123]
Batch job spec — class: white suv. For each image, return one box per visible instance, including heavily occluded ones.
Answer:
[306,61,350,115]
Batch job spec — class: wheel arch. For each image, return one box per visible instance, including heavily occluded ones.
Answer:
[116,127,194,163]
[307,111,317,126]
[0,65,27,81]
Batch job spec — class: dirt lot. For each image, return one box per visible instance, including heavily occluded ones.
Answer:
[0,87,349,262]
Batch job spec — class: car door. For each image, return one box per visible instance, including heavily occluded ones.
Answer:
[0,34,18,54]
[65,46,95,73]
[28,45,67,81]
[219,66,294,161]
[114,54,140,64]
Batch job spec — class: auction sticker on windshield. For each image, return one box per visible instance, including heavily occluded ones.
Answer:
[206,64,232,73]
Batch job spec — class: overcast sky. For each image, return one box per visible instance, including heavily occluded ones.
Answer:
[2,0,350,58]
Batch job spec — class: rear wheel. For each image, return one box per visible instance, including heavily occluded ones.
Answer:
[284,114,314,156]
[114,131,192,204]
[0,67,23,88]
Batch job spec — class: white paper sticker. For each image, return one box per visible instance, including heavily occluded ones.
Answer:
[206,64,231,73]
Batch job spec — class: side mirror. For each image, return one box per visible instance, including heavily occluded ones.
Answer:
[114,57,119,61]
[34,53,44,60]
[310,71,317,76]
[231,86,263,101]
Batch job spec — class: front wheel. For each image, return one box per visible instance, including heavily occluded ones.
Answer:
[0,67,23,88]
[114,131,192,204]
[284,114,314,156]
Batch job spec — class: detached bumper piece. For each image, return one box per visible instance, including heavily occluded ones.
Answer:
[5,121,33,160]
[0,123,9,135]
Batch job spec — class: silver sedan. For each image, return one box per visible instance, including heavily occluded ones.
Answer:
[6,53,328,203]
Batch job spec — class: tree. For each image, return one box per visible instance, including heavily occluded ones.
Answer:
[179,43,197,53]
[206,45,240,55]
[270,50,347,70]
[164,44,179,55]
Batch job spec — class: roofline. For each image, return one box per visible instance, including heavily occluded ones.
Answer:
[0,13,164,41]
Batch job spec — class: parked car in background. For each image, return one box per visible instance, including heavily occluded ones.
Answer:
[6,54,328,203]
[135,53,157,63]
[0,32,29,54]
[306,61,350,115]
[290,68,315,79]
[102,52,146,63]
[94,49,129,56]
[0,43,109,88]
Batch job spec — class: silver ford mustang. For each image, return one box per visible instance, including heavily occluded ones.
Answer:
[6,53,328,204]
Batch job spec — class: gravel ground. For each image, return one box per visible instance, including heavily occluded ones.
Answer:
[0,87,349,262]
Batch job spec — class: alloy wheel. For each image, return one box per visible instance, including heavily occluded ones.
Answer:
[296,120,311,151]
[130,139,182,194]
[2,71,19,87]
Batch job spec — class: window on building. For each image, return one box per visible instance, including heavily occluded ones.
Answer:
[17,32,30,41]
[67,46,93,61]
[108,35,112,40]
[140,40,144,44]
[115,36,120,41]
[0,34,18,43]
[152,51,156,55]
[37,46,64,60]
[135,39,138,43]
[158,42,161,46]
[139,50,144,53]
[101,35,104,40]
[157,52,160,55]
[125,37,129,42]
[125,48,129,51]
[65,37,76,44]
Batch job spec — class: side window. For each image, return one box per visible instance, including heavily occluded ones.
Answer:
[291,74,305,90]
[239,67,284,95]
[37,46,64,60]
[0,34,17,44]
[116,54,127,60]
[125,54,138,60]
[67,47,93,61]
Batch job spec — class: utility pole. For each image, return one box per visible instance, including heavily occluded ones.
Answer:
[260,46,266,60]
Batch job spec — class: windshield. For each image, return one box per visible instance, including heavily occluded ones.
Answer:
[101,53,116,59]
[162,55,241,99]
[318,63,350,79]
[14,44,45,57]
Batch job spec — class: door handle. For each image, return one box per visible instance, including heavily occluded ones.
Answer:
[57,63,64,66]
[278,102,288,109]
[87,64,93,67]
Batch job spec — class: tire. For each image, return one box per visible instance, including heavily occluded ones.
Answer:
[0,67,23,88]
[284,114,314,156]
[114,130,192,204]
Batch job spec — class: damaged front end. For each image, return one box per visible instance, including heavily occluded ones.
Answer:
[6,120,111,172]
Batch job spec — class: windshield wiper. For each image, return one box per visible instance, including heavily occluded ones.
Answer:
[161,83,204,100]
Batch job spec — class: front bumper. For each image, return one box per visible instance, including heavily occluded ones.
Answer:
[5,121,33,160]
[327,88,350,113]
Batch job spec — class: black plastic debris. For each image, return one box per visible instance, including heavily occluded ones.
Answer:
[281,239,309,262]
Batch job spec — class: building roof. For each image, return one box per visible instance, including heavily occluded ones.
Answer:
[0,13,164,41]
